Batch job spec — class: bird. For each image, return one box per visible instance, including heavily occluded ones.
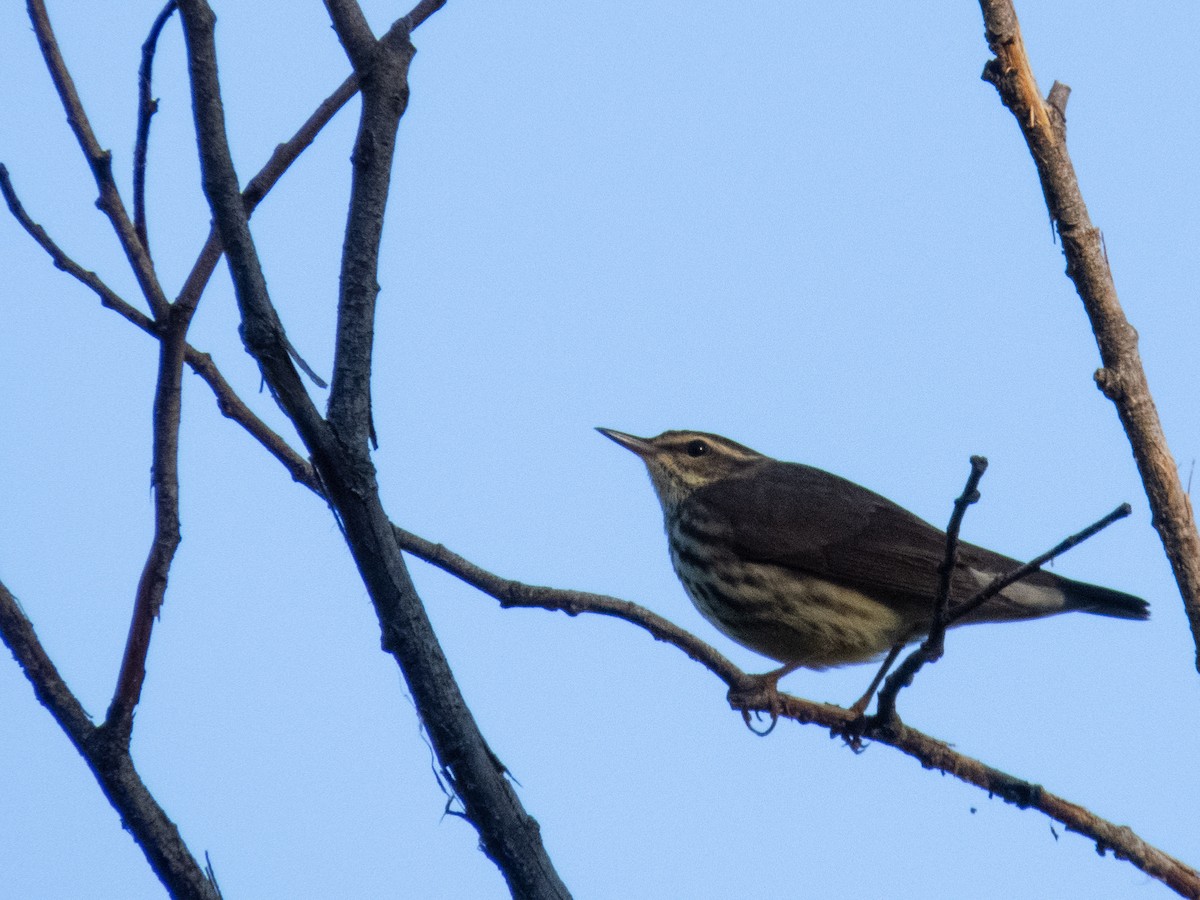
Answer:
[598,428,1148,711]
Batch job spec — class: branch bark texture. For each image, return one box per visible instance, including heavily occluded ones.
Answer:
[977,0,1200,670]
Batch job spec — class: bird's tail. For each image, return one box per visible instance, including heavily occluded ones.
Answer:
[1063,578,1150,620]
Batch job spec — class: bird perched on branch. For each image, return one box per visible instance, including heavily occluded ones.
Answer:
[598,428,1148,707]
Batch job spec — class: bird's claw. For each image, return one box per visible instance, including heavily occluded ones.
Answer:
[727,673,787,736]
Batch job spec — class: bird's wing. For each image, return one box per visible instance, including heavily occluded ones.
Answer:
[687,462,1062,620]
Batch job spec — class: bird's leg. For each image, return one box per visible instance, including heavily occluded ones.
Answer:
[847,642,904,719]
[727,663,801,735]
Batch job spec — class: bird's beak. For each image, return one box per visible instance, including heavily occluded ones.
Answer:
[596,427,655,457]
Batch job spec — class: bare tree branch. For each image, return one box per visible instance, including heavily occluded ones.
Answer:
[976,0,1200,670]
[390,525,1200,899]
[875,500,1133,723]
[402,0,446,32]
[3,159,318,498]
[176,3,571,895]
[930,455,988,650]
[0,580,221,900]
[133,1,178,257]
[0,164,155,332]
[323,0,411,446]
[174,5,433,312]
[10,1,443,497]
[26,0,169,318]
[106,310,189,734]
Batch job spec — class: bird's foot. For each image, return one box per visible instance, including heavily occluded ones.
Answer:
[727,665,798,736]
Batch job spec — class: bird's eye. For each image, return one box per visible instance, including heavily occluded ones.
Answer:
[685,439,709,457]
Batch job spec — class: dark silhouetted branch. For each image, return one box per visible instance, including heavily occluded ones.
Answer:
[178,3,569,895]
[323,0,414,446]
[0,579,221,900]
[875,501,1132,723]
[26,0,169,317]
[105,310,190,734]
[133,1,178,257]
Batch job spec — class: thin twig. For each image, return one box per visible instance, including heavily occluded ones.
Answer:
[978,0,1200,671]
[390,525,1199,898]
[4,160,317,492]
[929,456,988,650]
[133,1,179,257]
[945,503,1132,627]
[0,164,155,332]
[866,456,987,723]
[26,0,169,318]
[875,502,1133,723]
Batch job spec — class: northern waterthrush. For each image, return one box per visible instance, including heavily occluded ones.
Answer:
[599,428,1148,689]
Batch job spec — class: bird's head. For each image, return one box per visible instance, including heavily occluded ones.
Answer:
[597,428,767,509]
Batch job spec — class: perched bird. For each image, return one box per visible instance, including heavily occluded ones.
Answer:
[598,428,1148,704]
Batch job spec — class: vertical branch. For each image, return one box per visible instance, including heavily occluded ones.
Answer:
[977,0,1200,670]
[927,455,988,653]
[874,457,987,723]
[133,0,179,257]
[176,3,571,895]
[173,9,430,312]
[323,0,412,447]
[105,308,189,735]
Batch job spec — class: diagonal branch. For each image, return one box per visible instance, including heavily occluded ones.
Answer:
[0,579,221,900]
[390,526,1200,900]
[9,4,440,493]
[875,501,1132,722]
[176,3,570,896]
[944,502,1132,627]
[174,8,432,313]
[4,159,317,495]
[977,0,1200,670]
[26,0,169,318]
[0,164,156,332]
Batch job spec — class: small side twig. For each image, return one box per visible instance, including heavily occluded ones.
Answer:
[945,503,1132,627]
[875,502,1133,723]
[871,457,988,723]
[401,0,446,31]
[849,456,987,720]
[929,455,989,653]
[0,165,154,331]
[133,0,179,257]
[27,0,169,317]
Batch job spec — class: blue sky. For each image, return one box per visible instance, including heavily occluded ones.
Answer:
[2,3,1198,897]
